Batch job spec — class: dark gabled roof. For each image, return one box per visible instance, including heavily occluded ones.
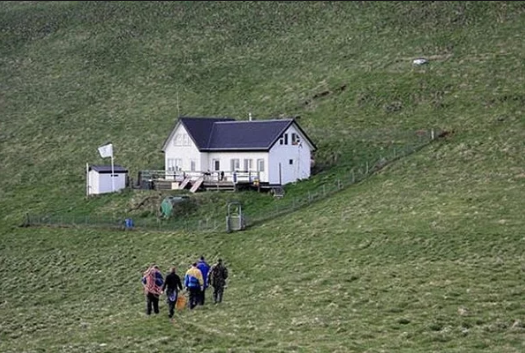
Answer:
[179,117,236,148]
[164,116,317,152]
[206,119,294,150]
[89,165,128,173]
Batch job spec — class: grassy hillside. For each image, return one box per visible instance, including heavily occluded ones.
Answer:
[2,1,525,352]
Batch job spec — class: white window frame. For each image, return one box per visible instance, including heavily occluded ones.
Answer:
[173,134,183,146]
[230,158,240,171]
[167,158,183,171]
[212,159,220,171]
[292,133,301,145]
[257,159,265,172]
[243,159,253,171]
[190,159,196,172]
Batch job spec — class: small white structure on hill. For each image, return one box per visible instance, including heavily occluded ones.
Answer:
[87,164,128,195]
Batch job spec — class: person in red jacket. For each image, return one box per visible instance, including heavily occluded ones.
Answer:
[141,264,164,315]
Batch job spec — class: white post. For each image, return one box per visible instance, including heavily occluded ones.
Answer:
[111,156,115,192]
[86,162,90,197]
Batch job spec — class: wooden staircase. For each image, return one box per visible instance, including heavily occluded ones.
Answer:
[189,177,204,193]
[178,177,191,190]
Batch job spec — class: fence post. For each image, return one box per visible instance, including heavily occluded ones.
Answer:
[366,162,369,174]
[351,170,355,183]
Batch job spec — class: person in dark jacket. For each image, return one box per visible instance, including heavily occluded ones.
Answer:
[208,258,229,304]
[196,256,210,305]
[141,264,164,315]
[162,266,183,319]
[184,263,203,310]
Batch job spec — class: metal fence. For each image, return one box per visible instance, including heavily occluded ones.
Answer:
[24,128,441,233]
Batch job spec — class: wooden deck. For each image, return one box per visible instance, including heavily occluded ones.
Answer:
[135,170,268,193]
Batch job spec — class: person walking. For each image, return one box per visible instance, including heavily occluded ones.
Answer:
[162,266,183,320]
[196,256,210,305]
[184,262,203,310]
[141,264,164,315]
[208,258,229,304]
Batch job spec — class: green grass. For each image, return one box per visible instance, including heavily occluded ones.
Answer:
[2,1,525,352]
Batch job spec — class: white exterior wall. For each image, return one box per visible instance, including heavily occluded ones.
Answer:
[164,125,201,173]
[268,125,312,185]
[207,151,267,182]
[88,171,127,195]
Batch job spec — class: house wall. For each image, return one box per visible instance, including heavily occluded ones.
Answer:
[88,171,127,195]
[268,125,312,185]
[207,151,267,182]
[163,124,201,173]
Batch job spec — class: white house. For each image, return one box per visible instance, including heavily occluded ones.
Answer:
[87,164,128,195]
[161,116,317,186]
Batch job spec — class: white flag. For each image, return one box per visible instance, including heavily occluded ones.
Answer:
[98,143,113,158]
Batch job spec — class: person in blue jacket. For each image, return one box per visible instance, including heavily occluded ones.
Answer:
[184,263,204,310]
[196,256,210,305]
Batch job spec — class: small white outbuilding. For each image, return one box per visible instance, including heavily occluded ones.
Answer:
[87,164,128,195]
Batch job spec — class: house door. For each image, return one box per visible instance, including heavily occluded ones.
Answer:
[257,158,266,183]
[212,159,220,171]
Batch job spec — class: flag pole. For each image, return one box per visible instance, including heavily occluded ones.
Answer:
[111,155,115,192]
[86,162,90,198]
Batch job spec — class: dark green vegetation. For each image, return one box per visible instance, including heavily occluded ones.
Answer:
[2,1,525,352]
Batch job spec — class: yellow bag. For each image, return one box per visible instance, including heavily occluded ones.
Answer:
[176,295,187,311]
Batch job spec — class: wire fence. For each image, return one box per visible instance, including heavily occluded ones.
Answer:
[24,128,442,233]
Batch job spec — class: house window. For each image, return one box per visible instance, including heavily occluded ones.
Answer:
[182,134,190,146]
[190,159,196,172]
[174,133,190,146]
[173,134,183,146]
[279,135,284,145]
[257,159,265,172]
[284,133,288,145]
[289,159,293,165]
[213,159,220,171]
[230,158,240,171]
[167,158,183,171]
[292,133,301,145]
[243,159,253,171]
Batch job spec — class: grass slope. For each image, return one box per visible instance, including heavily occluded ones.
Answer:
[1,1,525,352]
